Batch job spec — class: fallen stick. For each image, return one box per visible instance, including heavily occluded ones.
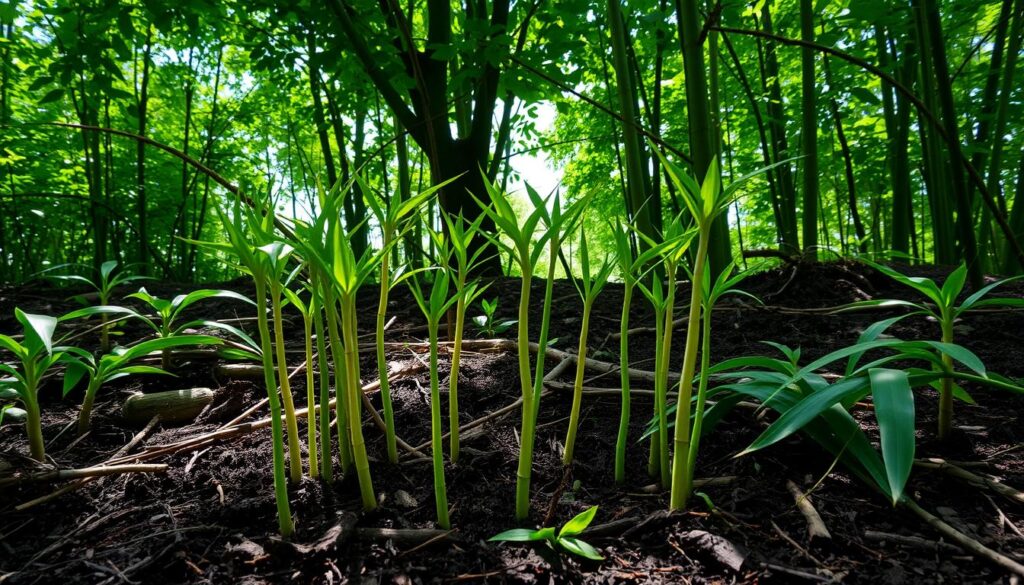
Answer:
[0,464,167,487]
[16,416,161,511]
[914,458,1024,505]
[786,480,832,541]
[901,496,1024,576]
[356,527,449,545]
[864,530,961,552]
[640,476,737,493]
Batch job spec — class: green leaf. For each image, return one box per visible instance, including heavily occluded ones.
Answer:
[869,368,915,504]
[557,537,604,560]
[559,505,598,537]
[489,528,545,542]
[39,88,64,104]
[16,309,57,356]
[940,264,968,306]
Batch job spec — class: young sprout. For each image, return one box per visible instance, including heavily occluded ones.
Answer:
[191,200,294,537]
[408,260,461,528]
[63,335,222,436]
[636,276,667,480]
[608,220,658,484]
[562,231,614,466]
[439,211,490,462]
[848,261,1024,439]
[655,152,776,510]
[472,297,516,337]
[682,263,759,489]
[44,261,151,352]
[489,505,604,561]
[471,177,587,520]
[635,216,697,488]
[257,242,305,483]
[282,281,320,479]
[61,288,256,372]
[0,309,66,461]
[310,273,334,482]
[364,178,445,464]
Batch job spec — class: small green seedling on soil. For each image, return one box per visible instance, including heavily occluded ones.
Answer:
[0,309,66,461]
[43,261,151,352]
[846,260,1024,439]
[489,505,604,561]
[63,335,221,436]
[472,297,516,337]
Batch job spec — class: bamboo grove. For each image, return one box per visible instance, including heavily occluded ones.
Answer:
[0,0,1019,281]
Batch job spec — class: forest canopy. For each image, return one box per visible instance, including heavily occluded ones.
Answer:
[0,0,1021,283]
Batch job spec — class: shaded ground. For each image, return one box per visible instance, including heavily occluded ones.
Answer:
[0,260,1022,584]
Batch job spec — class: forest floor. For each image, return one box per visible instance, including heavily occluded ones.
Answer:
[1,261,1023,584]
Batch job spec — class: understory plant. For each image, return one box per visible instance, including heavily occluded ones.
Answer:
[365,180,444,464]
[408,260,460,528]
[609,222,638,484]
[472,178,587,520]
[472,297,516,337]
[63,335,221,436]
[563,232,614,466]
[709,334,1023,505]
[656,153,781,510]
[0,309,65,461]
[636,216,696,488]
[489,505,603,561]
[194,200,295,537]
[439,211,489,463]
[847,260,1024,439]
[282,282,320,479]
[44,260,150,352]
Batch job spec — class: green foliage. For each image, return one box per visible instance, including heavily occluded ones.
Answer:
[490,505,604,561]
[472,297,516,337]
[0,309,67,461]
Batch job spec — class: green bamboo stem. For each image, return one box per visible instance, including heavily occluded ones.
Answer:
[313,289,333,483]
[615,283,633,484]
[254,278,294,537]
[449,290,467,463]
[23,391,45,463]
[428,319,451,528]
[684,295,714,485]
[77,378,101,437]
[656,266,677,488]
[648,299,665,479]
[375,235,399,463]
[323,290,352,472]
[669,231,710,510]
[530,237,560,425]
[563,297,595,465]
[303,302,319,479]
[514,262,535,521]
[270,281,303,482]
[937,318,954,440]
[342,296,377,510]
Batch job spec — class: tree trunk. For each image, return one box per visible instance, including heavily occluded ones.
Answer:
[799,0,818,260]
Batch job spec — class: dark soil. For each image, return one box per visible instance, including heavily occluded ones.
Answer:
[1,260,1023,584]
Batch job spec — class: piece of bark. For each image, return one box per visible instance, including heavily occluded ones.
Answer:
[122,388,215,426]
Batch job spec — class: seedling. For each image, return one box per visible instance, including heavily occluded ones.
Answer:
[563,231,614,465]
[0,309,67,461]
[63,335,221,436]
[846,260,1024,439]
[365,178,446,463]
[489,505,604,561]
[43,261,151,352]
[472,297,516,337]
[439,211,490,462]
[408,259,461,529]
